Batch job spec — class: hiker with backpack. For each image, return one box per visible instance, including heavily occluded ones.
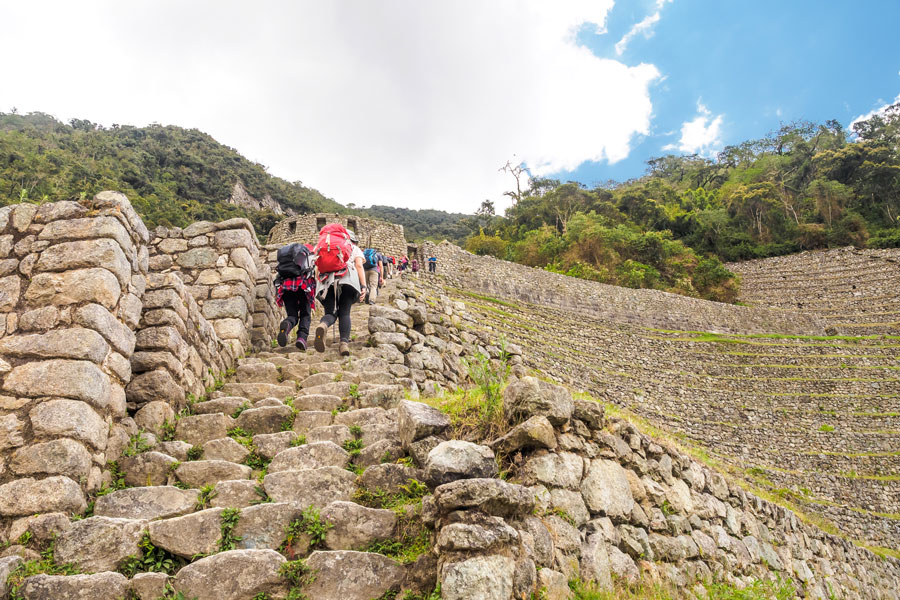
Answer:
[428,255,437,274]
[362,246,383,305]
[312,226,367,356]
[411,258,419,278]
[274,243,316,350]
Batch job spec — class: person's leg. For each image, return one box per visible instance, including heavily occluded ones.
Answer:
[337,286,357,343]
[314,285,336,352]
[296,296,312,349]
[365,269,379,304]
[278,291,299,346]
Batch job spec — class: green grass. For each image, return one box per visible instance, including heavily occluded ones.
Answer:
[568,574,797,600]
[645,327,900,342]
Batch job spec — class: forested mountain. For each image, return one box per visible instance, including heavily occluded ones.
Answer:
[465,106,900,302]
[4,106,898,304]
[0,111,342,237]
[354,205,471,244]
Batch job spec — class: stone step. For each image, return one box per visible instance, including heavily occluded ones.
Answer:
[192,396,250,416]
[221,382,295,402]
[174,460,252,488]
[93,485,199,521]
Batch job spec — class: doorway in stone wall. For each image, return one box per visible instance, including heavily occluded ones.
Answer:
[346,218,357,233]
[316,216,326,232]
[288,221,297,235]
[407,245,417,260]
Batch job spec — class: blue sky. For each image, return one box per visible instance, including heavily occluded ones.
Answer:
[554,0,900,187]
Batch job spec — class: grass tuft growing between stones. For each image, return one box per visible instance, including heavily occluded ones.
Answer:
[279,559,315,600]
[5,544,79,600]
[195,484,218,510]
[228,426,270,471]
[218,507,242,551]
[353,479,429,513]
[119,532,186,577]
[283,505,332,553]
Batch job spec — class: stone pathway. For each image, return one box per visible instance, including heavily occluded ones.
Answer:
[5,279,439,600]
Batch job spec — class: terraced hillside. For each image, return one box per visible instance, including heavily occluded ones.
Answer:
[727,247,900,336]
[412,245,900,555]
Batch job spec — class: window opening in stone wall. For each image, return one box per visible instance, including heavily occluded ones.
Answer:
[316,216,326,231]
[288,221,296,234]
[346,218,357,233]
[407,245,417,259]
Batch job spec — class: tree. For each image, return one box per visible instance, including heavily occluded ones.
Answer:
[499,159,529,206]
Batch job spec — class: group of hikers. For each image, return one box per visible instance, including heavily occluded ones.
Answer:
[272,223,438,356]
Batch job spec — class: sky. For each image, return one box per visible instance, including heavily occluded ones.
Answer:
[2,1,899,214]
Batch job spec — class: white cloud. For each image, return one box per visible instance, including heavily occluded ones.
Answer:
[663,101,723,156]
[614,0,672,56]
[849,92,900,133]
[0,0,661,213]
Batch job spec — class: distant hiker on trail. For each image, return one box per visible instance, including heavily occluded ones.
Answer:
[274,243,316,350]
[428,254,437,273]
[411,258,419,277]
[399,256,408,273]
[362,246,383,305]
[313,226,367,356]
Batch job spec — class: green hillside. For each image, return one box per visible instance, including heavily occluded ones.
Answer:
[0,111,343,236]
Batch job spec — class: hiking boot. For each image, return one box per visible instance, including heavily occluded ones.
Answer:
[314,323,327,353]
[277,318,291,347]
[295,338,307,351]
[339,341,350,356]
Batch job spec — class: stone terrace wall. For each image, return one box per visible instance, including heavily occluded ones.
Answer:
[727,246,900,335]
[418,241,827,336]
[392,279,900,598]
[267,212,407,258]
[0,192,148,523]
[128,219,279,410]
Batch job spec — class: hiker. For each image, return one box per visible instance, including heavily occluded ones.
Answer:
[411,258,419,278]
[313,227,368,356]
[362,246,383,305]
[274,243,316,350]
[428,254,437,274]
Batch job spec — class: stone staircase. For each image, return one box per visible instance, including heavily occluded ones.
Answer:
[2,282,439,599]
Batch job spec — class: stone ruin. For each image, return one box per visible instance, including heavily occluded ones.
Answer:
[266,212,408,259]
[0,193,898,599]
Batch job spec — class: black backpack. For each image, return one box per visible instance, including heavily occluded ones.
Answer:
[276,243,314,279]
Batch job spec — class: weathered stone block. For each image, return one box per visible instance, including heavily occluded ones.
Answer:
[29,398,108,449]
[149,508,225,558]
[0,476,86,516]
[126,369,185,408]
[21,572,129,599]
[581,459,634,520]
[263,466,356,507]
[0,414,25,450]
[303,550,405,600]
[397,400,450,448]
[10,438,92,479]
[53,516,146,573]
[94,486,199,521]
[425,440,497,487]
[24,268,120,309]
[36,238,131,286]
[0,328,110,363]
[4,359,111,411]
[173,549,286,600]
[74,303,137,357]
[0,274,21,311]
[442,555,514,600]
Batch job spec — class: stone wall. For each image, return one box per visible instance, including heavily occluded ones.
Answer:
[127,218,279,411]
[393,278,900,598]
[412,272,900,550]
[727,246,900,336]
[417,240,827,336]
[0,193,148,524]
[267,213,408,259]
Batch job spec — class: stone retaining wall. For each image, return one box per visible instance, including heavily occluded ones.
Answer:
[0,193,148,524]
[417,240,827,336]
[396,279,900,598]
[267,213,408,258]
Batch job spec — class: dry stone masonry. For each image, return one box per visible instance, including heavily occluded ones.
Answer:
[727,246,900,336]
[267,212,408,258]
[0,196,899,599]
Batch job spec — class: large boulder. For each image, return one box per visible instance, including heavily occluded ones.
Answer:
[441,555,514,600]
[0,476,86,517]
[93,486,199,521]
[233,503,304,550]
[581,459,634,520]
[424,440,497,487]
[302,550,405,600]
[397,400,449,447]
[173,549,286,600]
[263,467,356,507]
[53,517,147,573]
[321,501,397,550]
[21,572,130,599]
[267,441,349,473]
[433,479,535,518]
[503,377,573,426]
[148,508,224,558]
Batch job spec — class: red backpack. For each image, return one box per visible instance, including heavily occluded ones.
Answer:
[314,223,353,274]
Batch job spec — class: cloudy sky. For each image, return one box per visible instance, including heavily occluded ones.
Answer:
[2,1,899,213]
